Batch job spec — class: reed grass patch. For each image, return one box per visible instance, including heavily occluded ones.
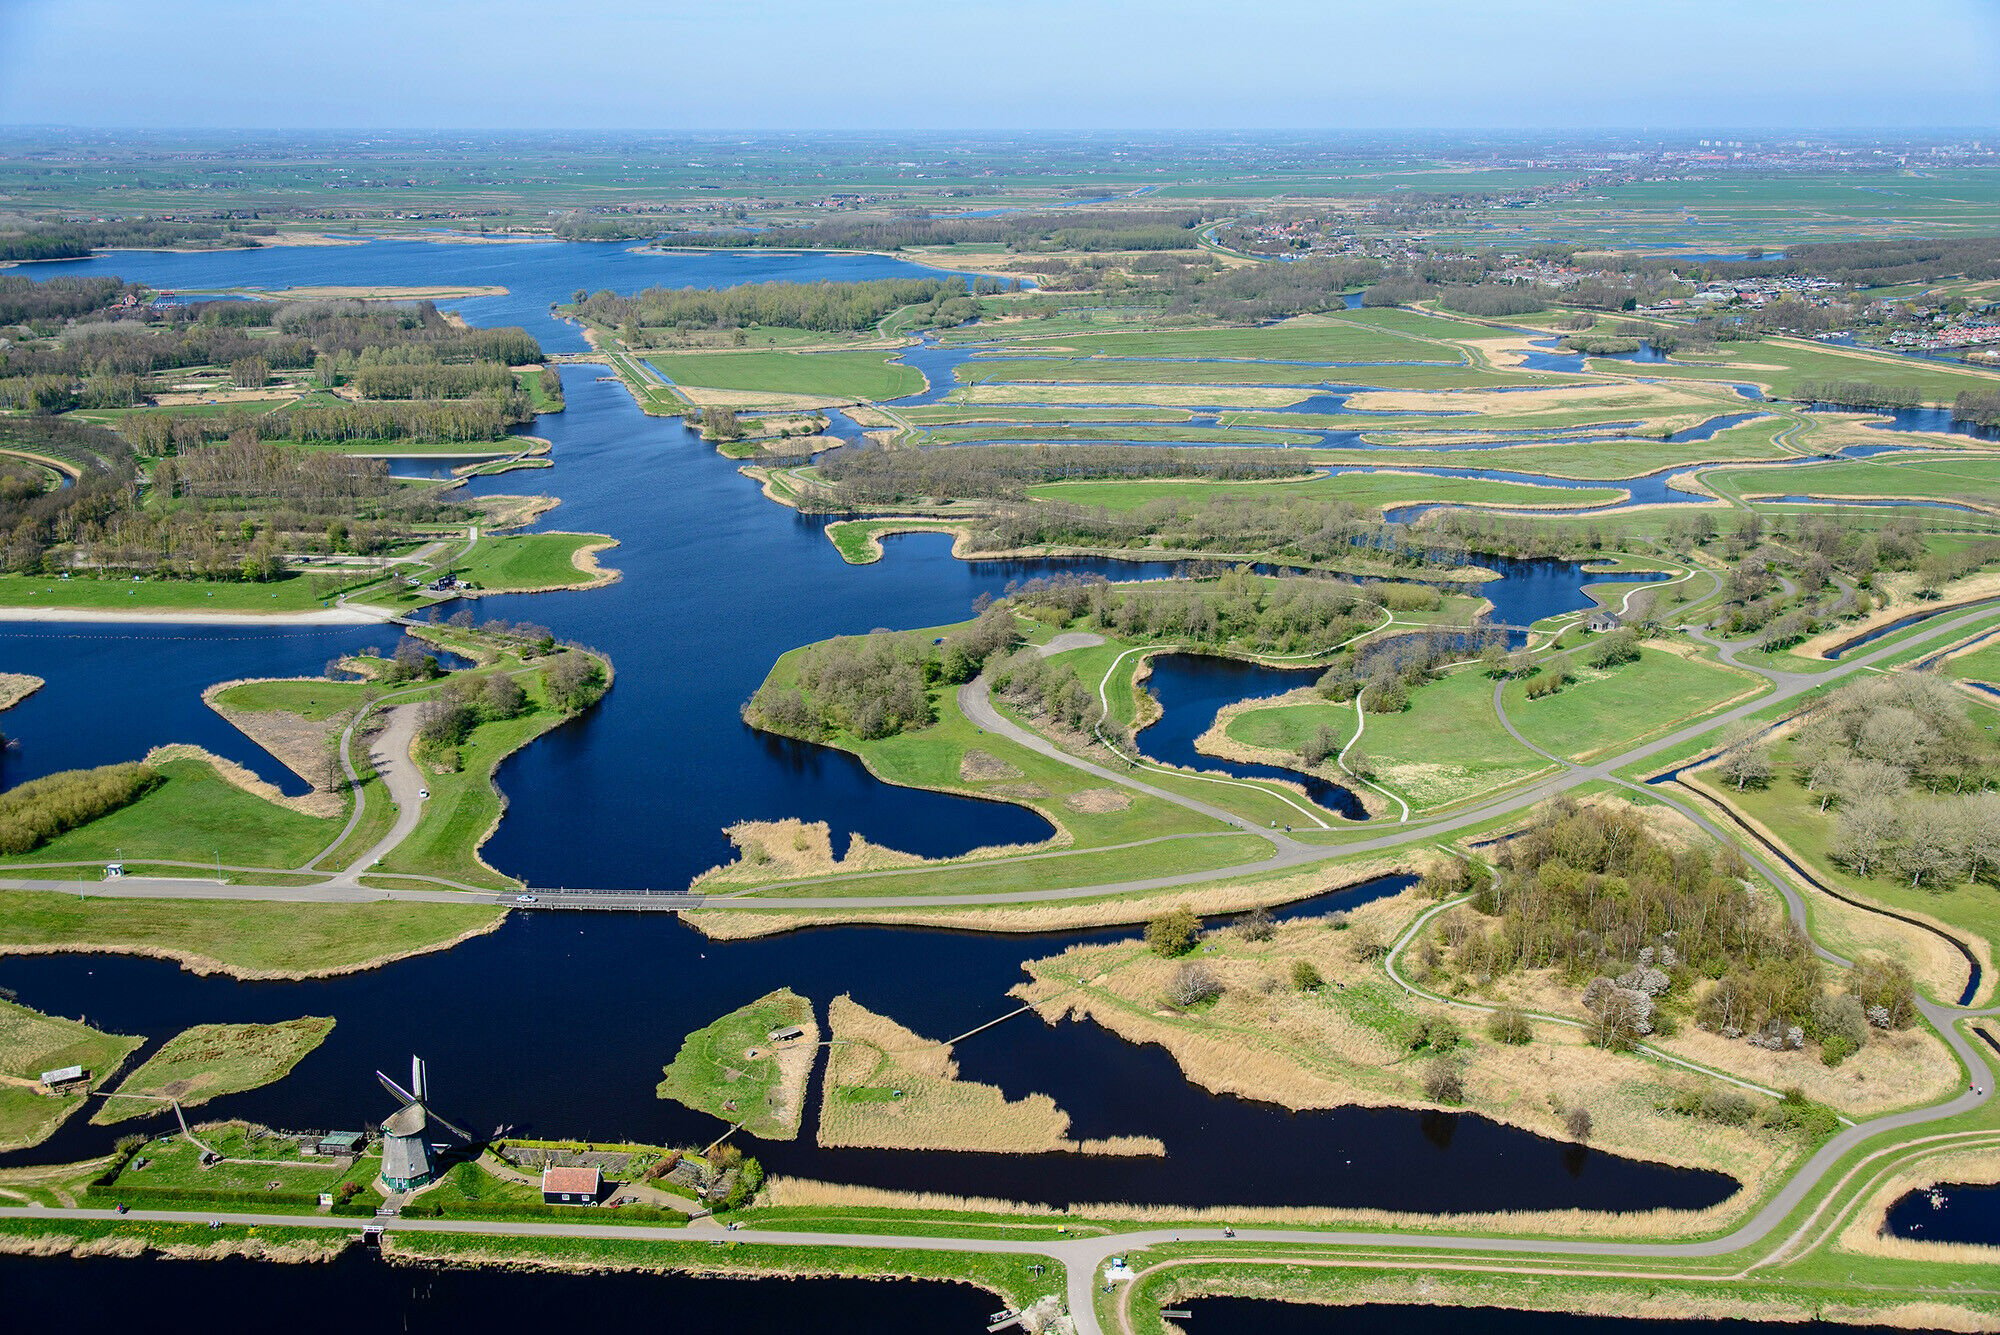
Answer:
[818,996,1161,1156]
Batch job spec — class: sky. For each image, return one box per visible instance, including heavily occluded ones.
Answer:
[2,0,1997,132]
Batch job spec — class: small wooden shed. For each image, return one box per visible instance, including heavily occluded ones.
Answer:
[39,1066,88,1096]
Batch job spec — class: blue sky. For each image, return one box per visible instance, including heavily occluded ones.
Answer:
[2,0,1996,130]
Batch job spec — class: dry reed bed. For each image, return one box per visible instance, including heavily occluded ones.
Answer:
[0,673,44,712]
[0,1229,347,1263]
[1154,1266,2000,1333]
[202,678,350,816]
[1012,893,1794,1194]
[817,996,1161,1157]
[690,817,1058,890]
[760,1175,1756,1241]
[684,858,1415,941]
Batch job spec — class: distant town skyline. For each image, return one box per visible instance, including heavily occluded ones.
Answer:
[2,0,1996,132]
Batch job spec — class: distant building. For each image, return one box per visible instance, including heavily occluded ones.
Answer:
[1585,611,1621,633]
[541,1165,602,1205]
[39,1066,88,1095]
[314,1131,367,1157]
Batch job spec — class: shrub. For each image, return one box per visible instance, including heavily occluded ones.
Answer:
[1850,957,1916,1029]
[546,652,607,713]
[1564,1106,1594,1142]
[1145,908,1201,958]
[1421,1058,1465,1104]
[1587,629,1641,669]
[1765,1089,1841,1140]
[1163,962,1222,1009]
[1819,1033,1858,1068]
[1409,1014,1464,1053]
[1290,959,1324,992]
[1486,1008,1532,1045]
[0,762,158,855]
[1523,668,1573,700]
[1667,1085,1758,1126]
[1236,905,1276,942]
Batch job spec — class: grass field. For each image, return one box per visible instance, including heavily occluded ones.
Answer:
[103,1122,362,1196]
[95,1017,335,1124]
[1226,669,1550,809]
[0,999,141,1151]
[1705,454,2000,508]
[0,572,341,614]
[822,519,963,565]
[972,318,1464,364]
[0,757,337,871]
[1620,336,2000,404]
[211,679,369,721]
[1505,647,1765,761]
[657,988,816,1140]
[962,359,1556,391]
[646,349,921,400]
[1024,473,1626,515]
[1947,639,2000,685]
[443,532,617,592]
[0,891,503,978]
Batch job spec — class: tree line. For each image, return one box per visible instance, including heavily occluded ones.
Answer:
[0,217,273,263]
[814,442,1302,508]
[641,208,1217,256]
[742,605,1017,742]
[571,277,995,335]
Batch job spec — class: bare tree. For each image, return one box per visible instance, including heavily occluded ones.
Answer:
[1832,797,1901,877]
[1163,963,1222,1009]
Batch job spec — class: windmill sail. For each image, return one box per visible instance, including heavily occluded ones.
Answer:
[377,1069,417,1106]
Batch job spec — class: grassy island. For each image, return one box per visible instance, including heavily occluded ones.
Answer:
[658,988,819,1140]
[95,1017,335,1124]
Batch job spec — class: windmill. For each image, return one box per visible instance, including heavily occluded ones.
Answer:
[376,1056,475,1192]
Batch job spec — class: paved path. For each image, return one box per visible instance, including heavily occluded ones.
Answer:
[332,706,426,885]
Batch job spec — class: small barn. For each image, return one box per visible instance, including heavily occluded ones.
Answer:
[767,1025,807,1044]
[314,1131,366,1158]
[39,1066,88,1096]
[541,1164,602,1206]
[1584,610,1621,633]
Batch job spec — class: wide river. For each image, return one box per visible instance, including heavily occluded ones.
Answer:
[0,240,1922,1321]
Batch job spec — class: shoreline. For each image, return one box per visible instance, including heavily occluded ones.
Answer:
[0,605,390,627]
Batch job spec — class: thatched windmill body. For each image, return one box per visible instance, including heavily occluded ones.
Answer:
[377,1056,474,1192]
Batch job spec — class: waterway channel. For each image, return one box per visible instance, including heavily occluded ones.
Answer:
[0,239,1857,1226]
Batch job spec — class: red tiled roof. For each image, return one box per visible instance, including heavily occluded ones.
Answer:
[542,1165,600,1194]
